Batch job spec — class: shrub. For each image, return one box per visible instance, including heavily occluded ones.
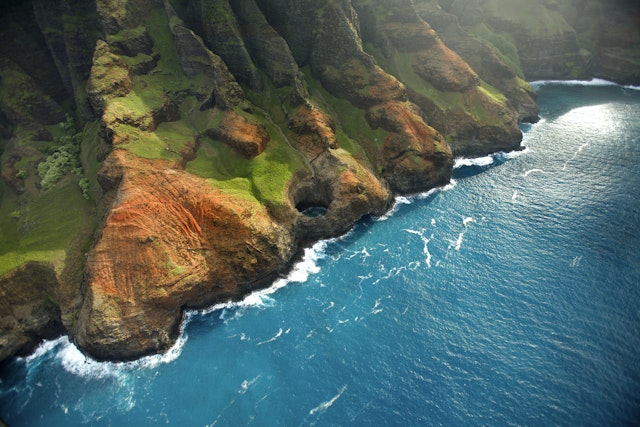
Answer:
[37,115,83,190]
[78,178,91,200]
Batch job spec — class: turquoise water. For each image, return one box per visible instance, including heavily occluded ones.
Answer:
[1,81,639,426]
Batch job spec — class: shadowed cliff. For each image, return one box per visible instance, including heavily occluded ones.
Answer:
[0,0,638,361]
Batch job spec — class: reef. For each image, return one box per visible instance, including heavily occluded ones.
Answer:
[1,0,638,361]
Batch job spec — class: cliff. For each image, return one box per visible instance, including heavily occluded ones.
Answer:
[1,0,638,362]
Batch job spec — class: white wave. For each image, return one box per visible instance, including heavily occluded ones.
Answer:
[463,216,474,226]
[371,299,383,315]
[570,255,583,267]
[22,236,333,373]
[454,146,529,170]
[375,183,452,222]
[25,336,67,364]
[22,327,188,380]
[522,168,545,177]
[530,78,640,91]
[192,239,329,319]
[53,329,189,379]
[441,178,457,191]
[374,196,412,221]
[309,385,348,416]
[404,228,433,268]
[256,328,283,346]
[55,339,123,380]
[278,242,327,285]
[495,147,531,160]
[454,155,494,168]
[449,232,464,251]
[563,142,590,170]
[239,375,261,394]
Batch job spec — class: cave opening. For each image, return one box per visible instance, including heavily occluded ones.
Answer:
[296,204,328,217]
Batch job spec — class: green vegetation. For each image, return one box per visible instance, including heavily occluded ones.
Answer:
[166,256,186,276]
[79,121,102,201]
[186,109,305,209]
[468,23,524,78]
[0,175,93,276]
[37,115,82,190]
[302,67,385,170]
[480,0,570,34]
[0,115,99,277]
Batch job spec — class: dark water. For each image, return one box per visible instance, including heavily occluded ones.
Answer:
[1,80,639,426]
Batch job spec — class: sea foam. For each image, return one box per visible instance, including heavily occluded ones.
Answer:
[530,78,640,91]
[34,239,328,377]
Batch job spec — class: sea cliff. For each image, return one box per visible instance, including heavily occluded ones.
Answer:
[1,0,638,362]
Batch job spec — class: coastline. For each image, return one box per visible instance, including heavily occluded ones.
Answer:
[12,76,629,366]
[20,76,632,366]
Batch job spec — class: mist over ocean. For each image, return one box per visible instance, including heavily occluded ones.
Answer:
[1,81,639,426]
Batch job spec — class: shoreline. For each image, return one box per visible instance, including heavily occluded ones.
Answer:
[3,78,632,367]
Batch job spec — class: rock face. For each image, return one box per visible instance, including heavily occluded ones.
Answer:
[0,263,64,361]
[76,150,296,359]
[1,0,639,361]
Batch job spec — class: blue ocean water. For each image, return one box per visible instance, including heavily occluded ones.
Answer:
[1,81,639,426]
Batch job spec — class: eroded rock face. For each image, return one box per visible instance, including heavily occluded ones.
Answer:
[76,150,296,359]
[1,0,640,362]
[0,263,64,361]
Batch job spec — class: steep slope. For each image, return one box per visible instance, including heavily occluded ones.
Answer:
[0,0,638,361]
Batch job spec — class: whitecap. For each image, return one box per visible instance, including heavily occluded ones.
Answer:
[496,146,531,160]
[449,232,464,251]
[454,155,495,169]
[192,239,330,320]
[54,327,189,379]
[374,196,412,221]
[522,168,545,177]
[404,228,433,268]
[441,178,457,191]
[239,375,261,394]
[563,142,590,170]
[256,328,283,346]
[25,336,67,364]
[371,299,383,315]
[530,78,640,91]
[454,147,528,170]
[347,247,370,261]
[55,338,124,380]
[308,385,348,416]
[463,216,474,226]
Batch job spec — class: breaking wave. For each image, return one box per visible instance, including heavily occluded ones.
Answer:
[530,78,640,91]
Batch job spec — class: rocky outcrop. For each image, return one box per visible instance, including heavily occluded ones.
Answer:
[0,263,64,361]
[1,0,639,362]
[412,0,539,122]
[443,0,640,85]
[354,0,523,155]
[76,150,296,359]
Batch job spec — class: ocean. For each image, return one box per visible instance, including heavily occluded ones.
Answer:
[1,80,639,426]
